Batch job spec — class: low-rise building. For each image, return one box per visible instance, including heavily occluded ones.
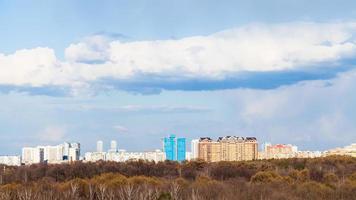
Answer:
[0,155,21,166]
[261,143,298,159]
[296,151,323,158]
[84,152,106,162]
[85,149,165,163]
[325,143,356,157]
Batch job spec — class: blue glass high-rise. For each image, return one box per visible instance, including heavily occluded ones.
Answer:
[164,134,176,160]
[177,138,186,162]
[163,134,186,162]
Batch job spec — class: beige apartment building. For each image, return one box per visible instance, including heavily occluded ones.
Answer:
[198,136,258,162]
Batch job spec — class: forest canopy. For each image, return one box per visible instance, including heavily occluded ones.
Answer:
[0,156,355,200]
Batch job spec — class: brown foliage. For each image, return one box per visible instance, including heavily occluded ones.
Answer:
[0,156,354,199]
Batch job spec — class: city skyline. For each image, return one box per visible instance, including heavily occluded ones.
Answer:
[0,135,353,166]
[1,135,353,157]
[1,1,356,154]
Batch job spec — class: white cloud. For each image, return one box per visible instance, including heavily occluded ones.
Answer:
[0,48,61,86]
[106,22,356,76]
[65,35,111,63]
[1,22,356,94]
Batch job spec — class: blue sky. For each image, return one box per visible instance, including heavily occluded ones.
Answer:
[1,0,356,154]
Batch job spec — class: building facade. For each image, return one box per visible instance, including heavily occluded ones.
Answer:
[163,135,177,160]
[260,143,298,159]
[97,140,103,153]
[22,147,44,165]
[109,140,118,152]
[22,142,80,165]
[85,149,165,163]
[198,136,258,162]
[177,138,186,162]
[163,134,186,161]
[325,143,356,157]
[84,152,106,162]
[0,155,21,166]
[191,139,199,160]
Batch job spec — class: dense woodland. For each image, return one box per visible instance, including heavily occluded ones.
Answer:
[0,156,354,199]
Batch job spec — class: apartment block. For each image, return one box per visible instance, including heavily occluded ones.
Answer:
[198,136,258,162]
[0,155,21,166]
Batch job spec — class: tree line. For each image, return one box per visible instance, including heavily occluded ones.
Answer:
[0,156,355,199]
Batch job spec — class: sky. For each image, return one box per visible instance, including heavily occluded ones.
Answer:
[1,0,356,154]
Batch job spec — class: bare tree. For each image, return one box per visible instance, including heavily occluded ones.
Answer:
[70,182,79,200]
[0,190,11,200]
[169,181,181,200]
[97,184,107,200]
[17,187,38,200]
[88,182,95,200]
[190,188,201,200]
[120,183,137,200]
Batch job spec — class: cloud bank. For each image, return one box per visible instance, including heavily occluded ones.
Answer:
[230,68,356,150]
[1,22,356,95]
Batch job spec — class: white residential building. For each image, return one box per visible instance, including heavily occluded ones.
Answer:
[63,142,70,158]
[296,151,323,158]
[143,150,165,162]
[0,155,21,166]
[325,143,356,157]
[43,145,64,163]
[68,147,80,161]
[185,152,192,161]
[85,152,106,162]
[97,140,103,152]
[86,149,165,163]
[191,139,199,160]
[109,140,118,152]
[22,147,44,165]
[22,142,80,165]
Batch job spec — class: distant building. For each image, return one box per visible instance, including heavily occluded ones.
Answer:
[258,143,324,159]
[325,143,356,157]
[85,149,165,163]
[163,135,177,160]
[261,143,298,159]
[63,142,70,159]
[68,146,80,161]
[22,147,44,165]
[43,145,64,163]
[185,152,192,161]
[177,138,186,162]
[97,140,103,152]
[62,142,80,161]
[22,142,80,165]
[85,140,165,162]
[0,155,21,166]
[143,150,165,162]
[191,139,199,160]
[296,150,322,158]
[84,152,106,162]
[163,134,186,161]
[109,140,118,152]
[198,136,258,162]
